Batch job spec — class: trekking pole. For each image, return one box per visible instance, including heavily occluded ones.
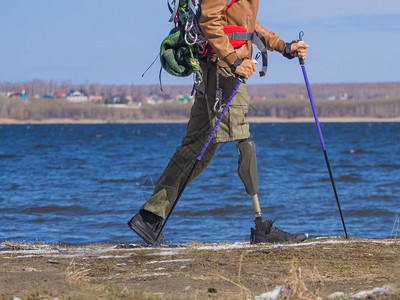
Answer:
[155,77,243,242]
[297,31,348,239]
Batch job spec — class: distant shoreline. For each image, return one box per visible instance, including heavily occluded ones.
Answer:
[1,117,400,125]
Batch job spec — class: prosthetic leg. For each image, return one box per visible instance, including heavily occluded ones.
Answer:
[236,140,262,218]
[236,140,308,244]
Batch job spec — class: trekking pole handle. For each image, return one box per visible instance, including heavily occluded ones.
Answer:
[298,31,305,66]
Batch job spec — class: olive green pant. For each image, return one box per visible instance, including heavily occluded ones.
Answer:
[143,63,251,218]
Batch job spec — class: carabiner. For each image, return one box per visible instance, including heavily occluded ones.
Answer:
[213,87,223,113]
[213,99,222,113]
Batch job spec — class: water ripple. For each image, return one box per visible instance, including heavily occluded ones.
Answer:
[0,123,398,244]
[22,205,91,215]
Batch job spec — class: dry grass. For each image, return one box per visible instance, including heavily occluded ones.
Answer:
[0,239,399,299]
[281,266,318,299]
[65,259,92,284]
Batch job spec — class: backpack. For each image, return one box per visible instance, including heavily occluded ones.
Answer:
[160,0,268,84]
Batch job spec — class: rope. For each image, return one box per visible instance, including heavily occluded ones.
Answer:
[184,0,207,54]
[167,0,205,84]
[188,43,202,85]
[213,58,222,112]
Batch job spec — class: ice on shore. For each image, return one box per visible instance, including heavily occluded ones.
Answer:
[250,286,283,300]
[146,258,193,264]
[319,284,396,299]
[252,284,396,299]
[351,284,395,298]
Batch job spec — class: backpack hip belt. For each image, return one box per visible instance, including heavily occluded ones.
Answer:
[204,25,268,77]
[226,30,268,77]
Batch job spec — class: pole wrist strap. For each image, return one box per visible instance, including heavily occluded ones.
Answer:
[229,58,243,74]
[282,41,297,60]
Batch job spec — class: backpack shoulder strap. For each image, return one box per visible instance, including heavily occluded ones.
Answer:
[225,0,236,14]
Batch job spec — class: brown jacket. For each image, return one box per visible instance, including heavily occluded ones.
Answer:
[199,0,286,68]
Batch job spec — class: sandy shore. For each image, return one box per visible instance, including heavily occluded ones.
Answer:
[1,117,400,125]
[0,238,399,299]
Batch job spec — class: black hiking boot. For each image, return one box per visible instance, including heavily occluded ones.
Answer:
[250,217,307,244]
[127,209,166,246]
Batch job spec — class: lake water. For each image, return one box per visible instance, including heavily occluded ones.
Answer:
[0,123,399,245]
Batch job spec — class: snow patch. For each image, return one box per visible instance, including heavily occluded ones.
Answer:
[191,239,400,251]
[194,242,253,250]
[146,259,193,265]
[146,249,186,256]
[250,286,283,300]
[14,255,44,259]
[253,284,396,300]
[324,284,396,299]
[0,249,58,255]
[97,254,132,259]
[351,284,395,298]
[247,239,400,253]
[1,239,398,258]
[326,291,345,298]
[315,236,342,240]
[131,272,170,278]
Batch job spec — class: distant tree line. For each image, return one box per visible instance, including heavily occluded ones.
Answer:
[247,82,400,100]
[248,98,400,119]
[1,96,399,122]
[1,81,400,100]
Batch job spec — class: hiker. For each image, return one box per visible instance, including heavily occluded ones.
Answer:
[128,0,310,245]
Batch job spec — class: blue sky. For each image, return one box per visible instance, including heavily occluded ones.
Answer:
[0,1,399,85]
